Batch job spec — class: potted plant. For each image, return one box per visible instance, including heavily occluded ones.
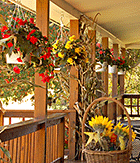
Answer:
[95,43,113,72]
[0,16,55,83]
[116,57,129,75]
[52,35,89,68]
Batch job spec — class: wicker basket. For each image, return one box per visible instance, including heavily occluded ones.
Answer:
[82,97,132,163]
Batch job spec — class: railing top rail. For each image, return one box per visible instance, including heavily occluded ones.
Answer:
[0,113,66,142]
[123,94,140,98]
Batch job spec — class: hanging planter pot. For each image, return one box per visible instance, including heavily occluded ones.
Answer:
[6,52,24,64]
[108,65,117,73]
[118,69,125,75]
[95,62,107,72]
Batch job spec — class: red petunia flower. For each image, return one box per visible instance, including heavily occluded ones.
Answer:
[30,36,38,44]
[18,19,27,26]
[7,42,13,48]
[30,29,36,35]
[5,79,9,83]
[41,75,51,83]
[13,66,20,74]
[17,58,23,62]
[1,26,8,32]
[39,73,45,77]
[30,18,34,24]
[2,34,10,39]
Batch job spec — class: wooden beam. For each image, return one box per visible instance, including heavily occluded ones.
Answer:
[119,48,125,118]
[35,0,50,162]
[110,44,118,121]
[68,19,79,160]
[102,37,108,116]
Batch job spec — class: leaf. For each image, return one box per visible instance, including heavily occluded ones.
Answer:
[0,146,12,162]
[84,132,100,146]
[0,14,7,26]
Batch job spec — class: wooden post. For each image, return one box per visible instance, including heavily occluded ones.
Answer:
[102,37,108,116]
[109,44,118,121]
[34,0,50,162]
[119,48,125,118]
[0,111,4,126]
[88,30,96,62]
[68,19,79,160]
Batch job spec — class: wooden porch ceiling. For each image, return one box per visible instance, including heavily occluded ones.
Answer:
[10,0,140,49]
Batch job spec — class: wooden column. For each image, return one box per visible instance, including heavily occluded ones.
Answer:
[112,44,118,121]
[88,30,96,62]
[119,48,125,118]
[68,19,79,160]
[120,48,125,95]
[109,44,118,121]
[102,37,108,116]
[34,0,50,162]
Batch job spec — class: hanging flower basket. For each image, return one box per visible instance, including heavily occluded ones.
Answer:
[108,65,117,73]
[95,62,107,72]
[82,97,136,163]
[118,69,125,75]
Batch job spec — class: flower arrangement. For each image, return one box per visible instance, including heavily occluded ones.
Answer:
[96,42,113,64]
[0,16,55,83]
[52,35,88,67]
[84,116,136,151]
[116,56,129,71]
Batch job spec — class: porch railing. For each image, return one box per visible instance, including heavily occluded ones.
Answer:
[1,109,76,160]
[123,94,140,117]
[0,113,65,163]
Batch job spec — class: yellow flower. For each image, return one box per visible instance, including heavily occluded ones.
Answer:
[58,52,64,58]
[52,40,59,49]
[85,58,89,63]
[75,48,81,54]
[53,44,58,49]
[82,46,86,51]
[69,35,76,41]
[67,58,74,65]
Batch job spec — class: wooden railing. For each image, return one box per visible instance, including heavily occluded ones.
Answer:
[123,94,140,117]
[1,109,76,160]
[0,113,65,163]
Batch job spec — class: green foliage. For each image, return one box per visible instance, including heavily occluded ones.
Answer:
[0,146,12,162]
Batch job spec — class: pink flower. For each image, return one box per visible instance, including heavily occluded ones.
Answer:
[96,43,100,48]
[7,42,13,48]
[13,66,20,74]
[110,48,114,52]
[99,50,103,54]
[17,58,23,62]
[30,36,38,44]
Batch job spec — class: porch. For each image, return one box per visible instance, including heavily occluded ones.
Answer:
[0,94,140,162]
[0,0,140,162]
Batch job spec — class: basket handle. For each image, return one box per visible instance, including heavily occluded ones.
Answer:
[82,97,132,149]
